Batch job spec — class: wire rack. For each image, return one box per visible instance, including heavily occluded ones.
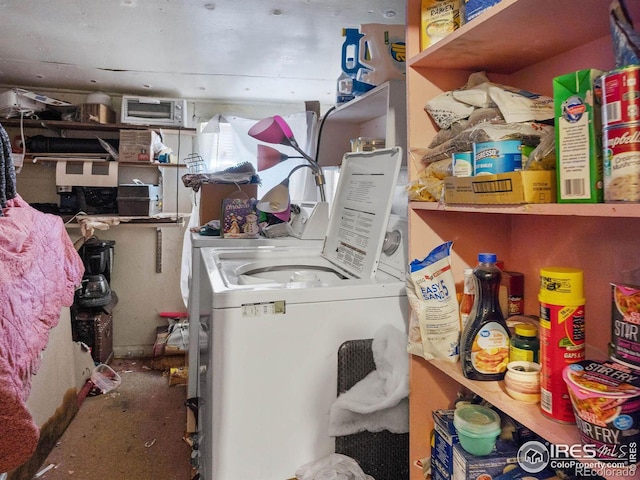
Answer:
[184,153,205,174]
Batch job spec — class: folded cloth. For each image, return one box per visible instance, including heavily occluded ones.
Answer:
[295,453,374,480]
[328,324,409,437]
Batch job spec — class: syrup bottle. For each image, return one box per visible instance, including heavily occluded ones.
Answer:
[461,253,511,381]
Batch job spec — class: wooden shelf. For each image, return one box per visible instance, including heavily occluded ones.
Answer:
[406,1,640,478]
[408,0,640,74]
[64,214,187,228]
[1,117,197,133]
[410,201,640,218]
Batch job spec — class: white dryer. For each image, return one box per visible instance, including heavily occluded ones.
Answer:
[195,148,409,480]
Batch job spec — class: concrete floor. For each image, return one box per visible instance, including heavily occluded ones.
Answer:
[35,358,192,480]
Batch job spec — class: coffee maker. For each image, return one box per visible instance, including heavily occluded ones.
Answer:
[75,236,115,308]
[72,236,117,364]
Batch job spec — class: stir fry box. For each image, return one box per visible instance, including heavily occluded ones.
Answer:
[554,69,605,203]
[610,282,640,369]
[444,170,556,204]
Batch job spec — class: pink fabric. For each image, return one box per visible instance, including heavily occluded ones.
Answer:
[0,194,85,473]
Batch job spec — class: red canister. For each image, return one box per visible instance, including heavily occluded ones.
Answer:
[601,65,640,128]
[538,267,586,423]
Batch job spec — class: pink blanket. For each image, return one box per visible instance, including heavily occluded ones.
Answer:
[0,194,85,473]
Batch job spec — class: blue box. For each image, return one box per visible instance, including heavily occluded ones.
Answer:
[432,409,459,480]
[463,0,501,23]
[452,442,518,480]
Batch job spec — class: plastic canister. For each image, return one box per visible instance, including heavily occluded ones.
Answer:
[538,267,586,423]
[453,404,502,456]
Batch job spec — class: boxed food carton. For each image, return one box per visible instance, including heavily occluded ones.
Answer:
[118,129,155,163]
[554,69,605,203]
[444,170,556,204]
[452,442,518,480]
[463,0,502,23]
[421,0,461,50]
[432,409,459,480]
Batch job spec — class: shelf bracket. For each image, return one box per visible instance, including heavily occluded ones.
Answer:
[156,228,162,273]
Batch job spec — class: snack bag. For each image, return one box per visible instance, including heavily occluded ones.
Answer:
[406,241,460,361]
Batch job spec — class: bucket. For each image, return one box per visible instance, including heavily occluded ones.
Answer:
[563,359,640,464]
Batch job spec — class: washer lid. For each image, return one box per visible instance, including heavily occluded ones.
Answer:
[322,147,403,280]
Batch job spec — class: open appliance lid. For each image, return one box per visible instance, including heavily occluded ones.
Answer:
[322,146,403,279]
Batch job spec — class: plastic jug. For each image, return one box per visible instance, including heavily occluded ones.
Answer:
[340,28,371,79]
[358,24,406,86]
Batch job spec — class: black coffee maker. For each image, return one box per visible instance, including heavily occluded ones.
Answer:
[75,236,115,308]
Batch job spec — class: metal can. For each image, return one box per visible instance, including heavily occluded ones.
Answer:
[473,140,522,175]
[601,65,640,128]
[538,267,586,423]
[603,123,640,202]
[452,151,473,177]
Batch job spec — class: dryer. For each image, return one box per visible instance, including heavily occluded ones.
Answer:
[194,148,409,480]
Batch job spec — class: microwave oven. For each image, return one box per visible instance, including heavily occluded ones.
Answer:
[121,96,187,128]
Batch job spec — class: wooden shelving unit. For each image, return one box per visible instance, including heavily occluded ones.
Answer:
[406,1,640,479]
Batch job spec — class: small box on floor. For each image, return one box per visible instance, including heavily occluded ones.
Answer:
[432,409,459,480]
[452,442,518,480]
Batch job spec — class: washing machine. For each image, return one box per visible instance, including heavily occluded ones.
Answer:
[194,148,409,480]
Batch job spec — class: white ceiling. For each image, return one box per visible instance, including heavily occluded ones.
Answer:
[0,0,405,107]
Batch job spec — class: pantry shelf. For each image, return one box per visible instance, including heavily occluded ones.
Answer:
[428,358,579,446]
[409,201,640,219]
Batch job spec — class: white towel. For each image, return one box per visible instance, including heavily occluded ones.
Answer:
[328,324,409,437]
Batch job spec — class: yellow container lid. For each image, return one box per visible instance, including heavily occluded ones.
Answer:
[515,323,538,337]
[538,267,585,305]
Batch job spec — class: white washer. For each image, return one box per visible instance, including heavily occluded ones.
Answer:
[195,148,409,480]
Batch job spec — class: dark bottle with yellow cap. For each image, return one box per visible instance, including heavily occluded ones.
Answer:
[509,323,540,363]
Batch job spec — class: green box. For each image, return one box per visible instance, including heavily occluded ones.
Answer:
[553,69,605,203]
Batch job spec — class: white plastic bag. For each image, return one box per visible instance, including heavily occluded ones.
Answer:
[295,454,374,480]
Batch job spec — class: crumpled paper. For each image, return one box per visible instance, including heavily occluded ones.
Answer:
[295,454,373,480]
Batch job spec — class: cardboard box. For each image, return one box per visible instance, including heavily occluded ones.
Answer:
[118,129,154,163]
[421,0,461,50]
[452,443,518,480]
[199,183,258,225]
[79,103,116,124]
[464,0,502,23]
[554,69,605,203]
[221,194,260,239]
[444,170,556,204]
[432,410,459,480]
